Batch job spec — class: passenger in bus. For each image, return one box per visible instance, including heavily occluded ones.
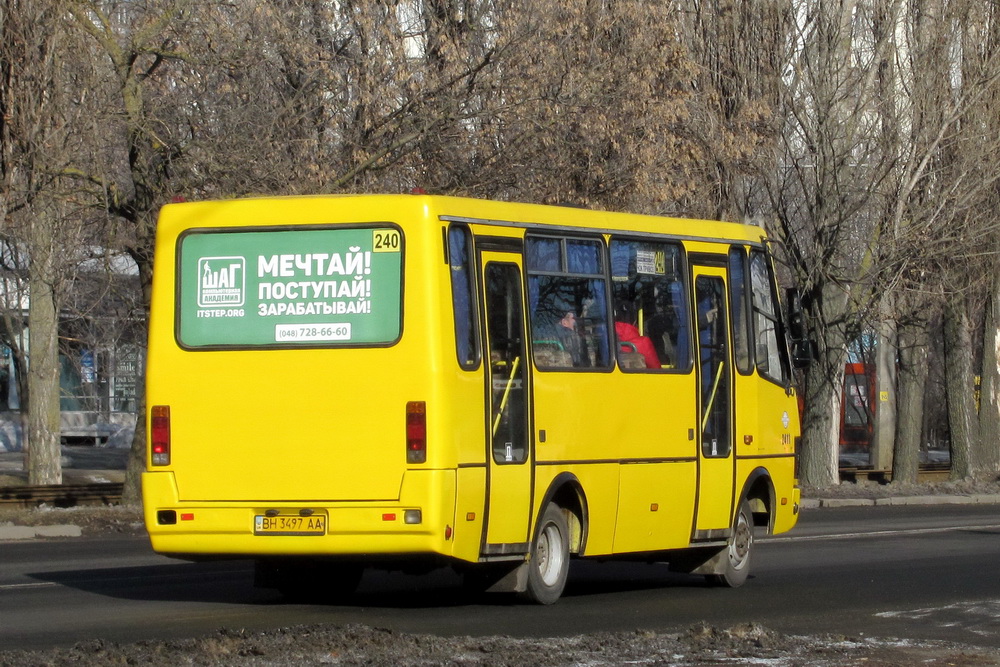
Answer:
[615,322,661,369]
[613,303,661,369]
[554,310,587,367]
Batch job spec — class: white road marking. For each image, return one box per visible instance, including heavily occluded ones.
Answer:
[0,581,58,591]
[766,523,1000,543]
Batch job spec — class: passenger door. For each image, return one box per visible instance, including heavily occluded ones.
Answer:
[692,265,735,534]
[479,251,533,550]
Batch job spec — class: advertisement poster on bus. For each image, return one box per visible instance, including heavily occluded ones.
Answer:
[177,227,402,347]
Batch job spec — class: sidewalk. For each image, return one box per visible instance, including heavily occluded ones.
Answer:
[0,446,131,540]
[801,494,1000,509]
[0,445,128,486]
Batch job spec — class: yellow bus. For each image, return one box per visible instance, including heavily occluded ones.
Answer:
[143,193,802,604]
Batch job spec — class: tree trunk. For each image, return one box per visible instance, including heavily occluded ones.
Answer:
[121,254,153,506]
[25,211,62,485]
[799,282,851,487]
[872,311,896,471]
[943,297,977,480]
[122,398,145,506]
[978,274,1000,474]
[893,317,928,484]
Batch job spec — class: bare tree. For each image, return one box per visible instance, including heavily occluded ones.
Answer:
[892,306,931,482]
[39,0,1000,498]
[0,0,90,484]
[768,0,904,487]
[952,1,1000,479]
[63,0,521,500]
[451,0,708,212]
[879,0,1000,481]
[677,0,791,221]
[980,269,1000,473]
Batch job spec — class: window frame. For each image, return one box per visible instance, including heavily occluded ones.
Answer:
[447,224,482,371]
[749,248,792,387]
[609,235,692,374]
[525,234,613,372]
[728,246,754,376]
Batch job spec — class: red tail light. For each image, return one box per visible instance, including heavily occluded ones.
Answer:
[151,405,171,466]
[406,401,426,464]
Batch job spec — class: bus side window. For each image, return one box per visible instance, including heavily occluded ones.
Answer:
[728,247,753,374]
[609,238,690,371]
[749,250,790,385]
[526,236,610,370]
[448,226,479,369]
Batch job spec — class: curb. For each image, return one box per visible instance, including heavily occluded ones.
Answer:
[803,494,1000,509]
[0,524,83,540]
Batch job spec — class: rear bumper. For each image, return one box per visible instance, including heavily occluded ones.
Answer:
[142,469,458,559]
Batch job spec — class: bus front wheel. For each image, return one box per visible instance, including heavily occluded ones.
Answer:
[520,503,570,605]
[706,500,753,588]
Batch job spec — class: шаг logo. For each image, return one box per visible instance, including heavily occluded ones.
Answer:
[197,257,245,308]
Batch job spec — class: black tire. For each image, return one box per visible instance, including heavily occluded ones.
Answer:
[706,500,753,588]
[520,503,570,604]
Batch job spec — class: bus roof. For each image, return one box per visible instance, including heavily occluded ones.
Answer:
[158,193,767,245]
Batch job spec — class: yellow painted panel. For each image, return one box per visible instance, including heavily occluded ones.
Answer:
[757,380,799,457]
[695,457,736,531]
[752,376,800,536]
[453,466,487,562]
[144,469,459,559]
[148,196,452,503]
[486,462,532,545]
[532,371,697,555]
[736,455,800,535]
[733,371,759,458]
[732,371,800,536]
[532,372,697,463]
[533,463,622,556]
[613,462,697,553]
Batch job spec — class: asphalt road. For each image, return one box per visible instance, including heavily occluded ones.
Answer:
[4,504,1000,652]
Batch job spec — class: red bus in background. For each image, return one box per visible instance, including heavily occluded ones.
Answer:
[839,362,875,468]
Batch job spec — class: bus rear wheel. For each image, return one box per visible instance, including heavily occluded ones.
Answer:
[520,503,570,605]
[706,500,753,588]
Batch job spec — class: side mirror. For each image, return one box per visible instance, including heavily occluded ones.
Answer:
[785,288,815,369]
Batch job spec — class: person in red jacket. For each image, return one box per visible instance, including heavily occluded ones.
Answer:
[614,320,661,369]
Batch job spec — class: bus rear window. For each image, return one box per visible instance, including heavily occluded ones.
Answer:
[177,226,402,348]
